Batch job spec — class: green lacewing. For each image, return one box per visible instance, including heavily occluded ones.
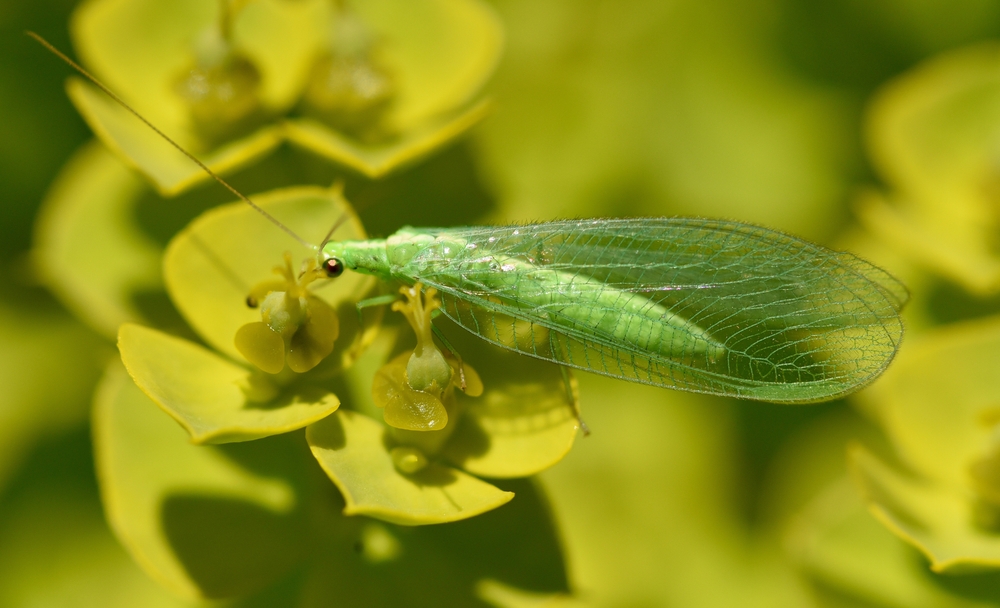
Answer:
[321,222,906,403]
[31,32,908,404]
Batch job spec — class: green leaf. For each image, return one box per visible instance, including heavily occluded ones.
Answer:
[442,350,580,479]
[119,323,340,444]
[93,360,314,600]
[33,141,160,338]
[163,185,374,374]
[285,96,492,177]
[307,410,514,525]
[70,0,329,194]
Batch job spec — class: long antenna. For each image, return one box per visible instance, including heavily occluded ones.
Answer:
[27,31,316,251]
[320,212,350,246]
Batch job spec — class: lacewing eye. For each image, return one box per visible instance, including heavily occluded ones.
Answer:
[323,258,345,277]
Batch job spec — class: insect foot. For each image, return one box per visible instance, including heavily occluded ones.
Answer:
[235,253,339,374]
[372,283,483,432]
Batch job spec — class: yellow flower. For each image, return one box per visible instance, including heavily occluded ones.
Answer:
[235,253,340,374]
[372,284,483,433]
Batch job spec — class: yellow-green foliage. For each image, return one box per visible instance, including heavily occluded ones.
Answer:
[9,0,1000,606]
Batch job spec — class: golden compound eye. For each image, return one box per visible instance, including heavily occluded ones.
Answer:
[323,258,345,278]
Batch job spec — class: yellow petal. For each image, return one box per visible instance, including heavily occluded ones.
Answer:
[383,391,448,432]
[373,355,448,431]
[234,322,285,374]
[306,410,513,525]
[94,361,312,599]
[122,323,339,444]
[287,297,340,373]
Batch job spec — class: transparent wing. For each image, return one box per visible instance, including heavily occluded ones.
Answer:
[401,219,906,403]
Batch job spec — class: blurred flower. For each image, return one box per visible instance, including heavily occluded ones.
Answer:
[858,43,1000,295]
[66,0,504,193]
[284,0,504,177]
[68,0,324,194]
[850,315,1000,572]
